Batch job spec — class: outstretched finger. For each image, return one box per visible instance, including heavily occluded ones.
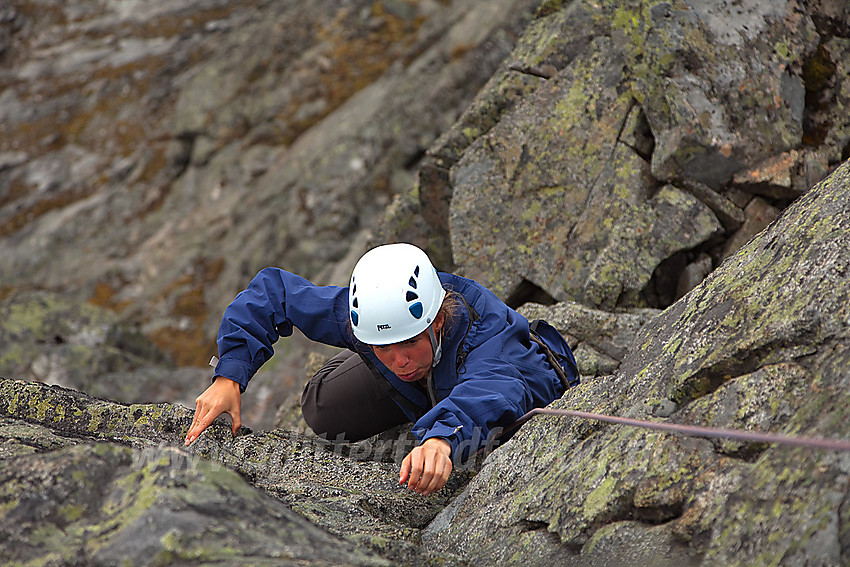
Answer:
[228,406,242,435]
[185,406,215,446]
[406,449,425,491]
[399,453,412,485]
[416,456,436,494]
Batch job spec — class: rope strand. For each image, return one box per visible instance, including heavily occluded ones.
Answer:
[512,407,850,452]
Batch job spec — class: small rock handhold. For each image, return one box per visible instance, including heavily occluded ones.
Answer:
[653,399,679,418]
[508,62,558,79]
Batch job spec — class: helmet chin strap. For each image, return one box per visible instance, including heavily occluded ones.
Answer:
[428,324,442,367]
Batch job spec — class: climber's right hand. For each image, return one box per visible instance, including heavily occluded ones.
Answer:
[184,375,242,445]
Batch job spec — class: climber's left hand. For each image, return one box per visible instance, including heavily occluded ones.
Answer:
[399,437,452,496]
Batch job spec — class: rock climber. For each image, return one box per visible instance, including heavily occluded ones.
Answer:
[184,242,578,496]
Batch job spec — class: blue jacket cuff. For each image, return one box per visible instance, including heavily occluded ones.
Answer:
[418,424,464,456]
[213,358,253,392]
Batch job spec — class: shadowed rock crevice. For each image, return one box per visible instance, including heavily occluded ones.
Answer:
[505,278,557,310]
[802,41,838,148]
[425,160,850,565]
[617,102,656,164]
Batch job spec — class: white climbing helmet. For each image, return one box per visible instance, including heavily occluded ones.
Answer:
[349,243,446,345]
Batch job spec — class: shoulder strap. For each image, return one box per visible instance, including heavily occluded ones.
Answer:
[529,319,580,388]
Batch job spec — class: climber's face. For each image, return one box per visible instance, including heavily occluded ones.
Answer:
[372,315,443,382]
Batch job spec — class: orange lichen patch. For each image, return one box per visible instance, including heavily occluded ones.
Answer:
[173,285,208,319]
[10,3,67,30]
[0,286,17,303]
[148,257,226,366]
[536,1,566,18]
[134,146,170,186]
[2,107,69,155]
[0,175,32,210]
[733,150,799,187]
[4,53,174,161]
[64,108,152,157]
[88,281,132,312]
[450,43,477,61]
[88,282,118,309]
[157,257,225,302]
[137,183,172,217]
[277,2,424,142]
[320,3,423,92]
[71,61,175,154]
[149,326,217,368]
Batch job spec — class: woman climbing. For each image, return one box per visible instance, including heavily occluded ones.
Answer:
[184,243,578,495]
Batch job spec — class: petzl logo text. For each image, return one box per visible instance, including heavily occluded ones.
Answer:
[376,324,392,331]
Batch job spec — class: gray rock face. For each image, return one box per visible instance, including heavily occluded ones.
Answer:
[1,1,850,566]
[0,378,468,565]
[0,0,543,431]
[1,437,393,566]
[0,290,211,405]
[520,301,661,377]
[0,0,540,371]
[638,0,817,185]
[443,0,846,309]
[3,158,848,566]
[423,160,850,566]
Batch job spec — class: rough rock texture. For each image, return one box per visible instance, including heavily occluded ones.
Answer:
[4,159,849,565]
[1,439,392,566]
[0,290,211,406]
[520,300,661,377]
[1,0,850,565]
[0,378,469,566]
[0,0,539,364]
[2,0,848,426]
[442,0,843,308]
[423,160,850,566]
[0,0,542,431]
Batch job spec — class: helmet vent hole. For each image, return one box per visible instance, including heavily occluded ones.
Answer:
[408,276,417,289]
[409,302,423,319]
[406,291,418,302]
[352,298,358,308]
[414,265,420,277]
[350,310,359,326]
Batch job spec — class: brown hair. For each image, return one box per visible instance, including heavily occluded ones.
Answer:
[437,288,463,335]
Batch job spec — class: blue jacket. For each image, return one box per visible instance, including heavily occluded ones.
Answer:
[214,268,577,458]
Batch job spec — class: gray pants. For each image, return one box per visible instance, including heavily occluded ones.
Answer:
[301,350,410,441]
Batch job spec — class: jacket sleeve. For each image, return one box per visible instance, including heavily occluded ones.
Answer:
[213,267,352,390]
[414,352,535,461]
[413,307,561,461]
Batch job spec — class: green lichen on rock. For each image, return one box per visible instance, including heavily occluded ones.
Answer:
[448,0,828,310]
[624,161,850,407]
[448,0,737,307]
[427,158,850,565]
[630,0,818,184]
[428,3,587,166]
[0,378,194,446]
[0,378,468,566]
[0,290,182,408]
[0,442,393,566]
[1,1,849,566]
